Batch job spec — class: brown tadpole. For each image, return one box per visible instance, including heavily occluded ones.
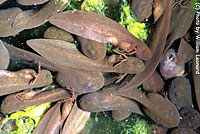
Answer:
[131,0,153,21]
[44,26,75,43]
[33,102,62,134]
[164,3,195,53]
[0,0,69,37]
[56,70,104,94]
[78,85,143,117]
[33,101,72,134]
[169,77,193,109]
[112,110,132,121]
[48,10,152,60]
[27,39,145,74]
[0,40,9,70]
[1,88,71,114]
[0,69,53,96]
[4,42,64,72]
[179,107,200,129]
[12,0,69,30]
[0,7,23,37]
[77,36,107,60]
[142,93,180,128]
[61,102,90,134]
[176,38,195,65]
[1,119,18,132]
[153,0,167,22]
[115,87,180,128]
[143,71,164,92]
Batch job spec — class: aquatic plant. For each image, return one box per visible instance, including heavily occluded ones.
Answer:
[82,112,153,134]
[65,0,83,11]
[119,0,148,41]
[81,0,106,15]
[119,114,149,134]
[0,103,51,134]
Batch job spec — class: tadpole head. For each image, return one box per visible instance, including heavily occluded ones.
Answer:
[160,49,184,79]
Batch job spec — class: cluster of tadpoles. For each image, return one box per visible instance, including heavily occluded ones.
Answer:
[0,0,200,134]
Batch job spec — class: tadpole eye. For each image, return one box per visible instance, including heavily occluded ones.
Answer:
[85,85,91,90]
[173,92,177,97]
[176,6,181,13]
[88,51,92,56]
[85,99,89,104]
[169,109,175,115]
[168,53,176,62]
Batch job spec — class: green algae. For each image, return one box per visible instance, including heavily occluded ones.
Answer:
[0,103,51,134]
[119,0,148,41]
[80,112,155,134]
[81,0,106,15]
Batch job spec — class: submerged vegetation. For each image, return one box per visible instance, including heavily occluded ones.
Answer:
[119,0,148,41]
[82,112,154,134]
[81,0,106,15]
[0,103,51,134]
